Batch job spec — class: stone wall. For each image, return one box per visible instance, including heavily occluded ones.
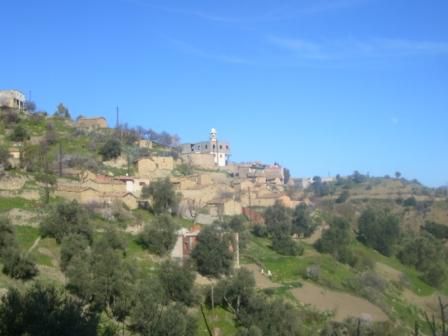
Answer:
[76,117,107,129]
[137,156,174,178]
[182,153,216,169]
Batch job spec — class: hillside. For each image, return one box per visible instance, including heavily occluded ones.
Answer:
[1,106,448,335]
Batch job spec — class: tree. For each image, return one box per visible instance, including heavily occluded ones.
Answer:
[141,178,179,214]
[159,260,196,306]
[311,176,330,196]
[9,124,29,142]
[1,248,38,280]
[54,103,71,119]
[60,234,89,271]
[336,190,350,203]
[423,221,448,240]
[129,278,167,335]
[291,203,315,237]
[0,217,38,280]
[99,139,121,161]
[358,208,400,257]
[351,170,367,184]
[0,283,98,336]
[265,201,291,238]
[265,202,303,256]
[284,168,291,184]
[191,225,233,277]
[315,217,354,264]
[41,200,93,243]
[130,278,196,336]
[151,303,197,336]
[65,238,136,325]
[237,295,301,336]
[0,145,11,168]
[212,268,256,315]
[137,214,178,256]
[397,234,448,287]
[24,100,36,112]
[403,196,417,207]
[0,217,16,255]
[395,171,402,179]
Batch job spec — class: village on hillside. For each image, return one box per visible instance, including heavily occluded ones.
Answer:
[0,90,296,220]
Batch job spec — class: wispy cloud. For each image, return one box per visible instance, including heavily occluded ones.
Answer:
[268,36,448,60]
[169,39,252,65]
[122,0,368,23]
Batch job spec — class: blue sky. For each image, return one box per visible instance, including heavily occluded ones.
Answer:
[1,0,447,186]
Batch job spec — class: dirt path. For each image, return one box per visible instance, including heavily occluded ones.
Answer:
[302,225,328,245]
[291,281,388,322]
[27,236,41,255]
[242,264,281,289]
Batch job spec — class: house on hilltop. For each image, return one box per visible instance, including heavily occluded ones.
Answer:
[181,128,231,167]
[76,116,108,130]
[0,90,25,110]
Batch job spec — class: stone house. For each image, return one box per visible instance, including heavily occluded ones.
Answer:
[206,198,242,217]
[76,117,108,130]
[171,174,213,192]
[238,163,284,185]
[55,185,138,209]
[0,90,25,110]
[136,139,153,149]
[114,176,150,197]
[83,175,126,193]
[55,186,100,204]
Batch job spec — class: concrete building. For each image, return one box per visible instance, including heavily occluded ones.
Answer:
[170,226,201,261]
[0,90,25,110]
[76,117,108,130]
[181,128,231,167]
[206,198,242,217]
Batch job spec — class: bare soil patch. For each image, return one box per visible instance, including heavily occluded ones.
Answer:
[375,262,402,283]
[291,281,388,322]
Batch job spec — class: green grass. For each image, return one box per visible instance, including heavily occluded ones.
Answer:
[31,237,59,267]
[196,307,237,336]
[15,226,40,251]
[0,197,37,212]
[123,233,156,276]
[243,237,356,290]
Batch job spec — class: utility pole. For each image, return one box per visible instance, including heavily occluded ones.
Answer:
[234,232,240,269]
[58,143,63,177]
[116,105,119,129]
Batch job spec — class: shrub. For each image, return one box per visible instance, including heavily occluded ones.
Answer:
[9,124,29,142]
[41,201,93,243]
[335,190,350,203]
[272,236,304,256]
[137,214,177,256]
[252,224,268,237]
[141,178,179,214]
[2,248,38,280]
[99,139,121,161]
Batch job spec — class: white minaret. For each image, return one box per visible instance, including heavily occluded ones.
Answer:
[210,128,217,143]
[210,128,226,167]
